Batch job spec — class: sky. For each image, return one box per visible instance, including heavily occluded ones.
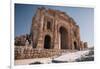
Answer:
[15,4,94,47]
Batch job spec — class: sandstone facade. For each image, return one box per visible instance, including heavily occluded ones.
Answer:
[30,7,87,50]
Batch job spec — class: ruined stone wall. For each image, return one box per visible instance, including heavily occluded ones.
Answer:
[15,46,63,59]
[15,34,32,46]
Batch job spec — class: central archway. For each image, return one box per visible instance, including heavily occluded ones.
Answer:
[59,27,68,49]
[44,35,51,49]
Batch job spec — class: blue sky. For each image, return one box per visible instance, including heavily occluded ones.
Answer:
[15,4,94,47]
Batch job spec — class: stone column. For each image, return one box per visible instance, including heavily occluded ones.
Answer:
[80,41,84,50]
[36,33,44,49]
[54,20,59,49]
[58,32,61,49]
[76,26,81,50]
[67,28,71,49]
[36,15,44,49]
[54,31,59,49]
[84,42,88,49]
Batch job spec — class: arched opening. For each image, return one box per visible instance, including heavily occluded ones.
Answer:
[74,41,77,49]
[44,35,51,49]
[59,27,68,49]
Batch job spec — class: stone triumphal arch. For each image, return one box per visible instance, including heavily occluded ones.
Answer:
[30,7,87,50]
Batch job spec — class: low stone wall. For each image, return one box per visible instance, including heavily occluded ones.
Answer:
[15,46,63,60]
[15,46,78,60]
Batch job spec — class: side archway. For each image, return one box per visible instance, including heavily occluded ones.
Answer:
[73,41,78,50]
[44,35,51,49]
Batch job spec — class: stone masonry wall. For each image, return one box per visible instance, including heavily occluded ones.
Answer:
[15,46,62,59]
[15,46,77,60]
